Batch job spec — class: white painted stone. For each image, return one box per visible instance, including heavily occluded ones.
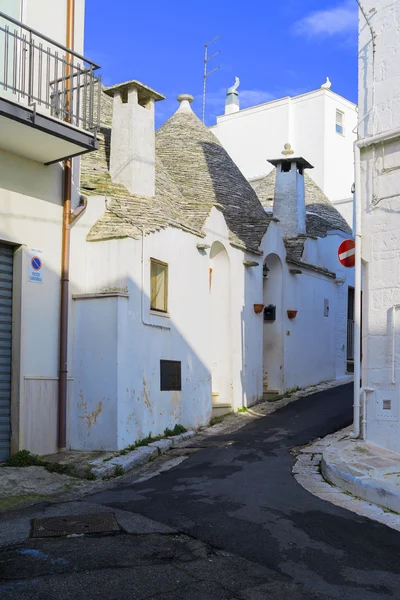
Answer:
[148,439,174,454]
[110,446,159,471]
[273,158,307,238]
[91,463,116,479]
[171,431,197,443]
[109,84,157,198]
[359,0,400,455]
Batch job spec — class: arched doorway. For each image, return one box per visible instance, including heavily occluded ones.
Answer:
[263,253,284,396]
[210,242,232,413]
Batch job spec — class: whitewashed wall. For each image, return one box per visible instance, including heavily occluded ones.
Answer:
[70,202,264,450]
[260,221,351,394]
[358,0,400,454]
[69,187,352,451]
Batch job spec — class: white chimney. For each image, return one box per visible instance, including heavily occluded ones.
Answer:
[268,143,313,238]
[225,77,240,115]
[105,80,165,197]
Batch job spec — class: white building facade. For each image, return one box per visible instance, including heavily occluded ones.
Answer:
[358,1,400,454]
[66,82,353,452]
[211,85,358,228]
[0,0,100,458]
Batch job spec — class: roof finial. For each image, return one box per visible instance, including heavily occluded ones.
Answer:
[321,77,332,89]
[227,77,240,96]
[282,143,294,156]
[176,94,194,113]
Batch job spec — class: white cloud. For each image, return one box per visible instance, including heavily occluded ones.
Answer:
[239,89,274,107]
[294,0,358,38]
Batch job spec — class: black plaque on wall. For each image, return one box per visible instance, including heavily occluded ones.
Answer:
[160,360,182,391]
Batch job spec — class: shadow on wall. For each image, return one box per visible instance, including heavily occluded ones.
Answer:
[200,140,267,409]
[210,241,232,410]
[5,233,219,456]
[70,267,213,452]
[0,151,64,207]
[263,254,284,394]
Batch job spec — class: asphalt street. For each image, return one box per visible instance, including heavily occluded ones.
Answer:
[1,383,400,599]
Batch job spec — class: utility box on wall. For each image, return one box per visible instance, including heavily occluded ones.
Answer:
[264,304,276,322]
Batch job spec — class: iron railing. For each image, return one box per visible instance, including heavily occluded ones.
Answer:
[0,11,101,135]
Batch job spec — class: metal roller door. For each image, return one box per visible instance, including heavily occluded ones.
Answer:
[0,245,13,461]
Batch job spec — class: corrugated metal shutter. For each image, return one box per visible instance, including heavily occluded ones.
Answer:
[0,245,13,461]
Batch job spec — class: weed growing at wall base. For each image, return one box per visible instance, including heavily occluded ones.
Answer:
[105,424,188,461]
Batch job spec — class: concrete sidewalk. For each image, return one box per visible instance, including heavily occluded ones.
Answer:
[321,433,400,514]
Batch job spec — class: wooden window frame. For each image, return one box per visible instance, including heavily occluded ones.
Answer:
[150,258,168,313]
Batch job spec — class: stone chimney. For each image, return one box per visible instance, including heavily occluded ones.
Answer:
[225,77,240,115]
[268,144,313,238]
[104,80,165,197]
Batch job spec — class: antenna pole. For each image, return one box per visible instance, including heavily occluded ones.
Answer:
[202,35,220,124]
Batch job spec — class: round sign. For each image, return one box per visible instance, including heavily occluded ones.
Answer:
[31,256,42,271]
[338,239,355,268]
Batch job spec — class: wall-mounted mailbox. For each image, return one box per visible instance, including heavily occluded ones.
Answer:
[264,304,276,322]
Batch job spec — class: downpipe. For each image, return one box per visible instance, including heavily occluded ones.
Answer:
[58,0,76,450]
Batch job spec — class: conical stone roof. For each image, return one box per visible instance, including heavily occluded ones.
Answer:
[253,169,352,238]
[82,92,202,242]
[155,102,270,253]
[83,91,270,251]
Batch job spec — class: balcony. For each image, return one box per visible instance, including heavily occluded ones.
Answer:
[0,11,101,165]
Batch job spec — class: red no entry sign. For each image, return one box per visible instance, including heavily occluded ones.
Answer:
[338,239,355,268]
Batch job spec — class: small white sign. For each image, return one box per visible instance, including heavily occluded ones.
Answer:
[29,248,43,283]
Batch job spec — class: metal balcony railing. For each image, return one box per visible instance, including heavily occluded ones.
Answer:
[0,10,101,135]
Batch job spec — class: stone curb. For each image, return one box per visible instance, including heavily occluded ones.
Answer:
[293,428,400,532]
[90,431,196,479]
[321,449,400,515]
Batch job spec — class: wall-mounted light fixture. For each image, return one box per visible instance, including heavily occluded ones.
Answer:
[335,277,346,285]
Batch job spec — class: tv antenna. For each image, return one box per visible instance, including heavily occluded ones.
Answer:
[202,35,220,123]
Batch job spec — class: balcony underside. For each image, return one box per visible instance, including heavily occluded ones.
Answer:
[0,97,98,165]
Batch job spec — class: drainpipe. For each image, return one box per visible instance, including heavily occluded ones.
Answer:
[350,126,400,439]
[58,0,75,450]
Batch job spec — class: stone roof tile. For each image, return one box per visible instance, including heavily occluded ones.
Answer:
[155,110,271,253]
[253,170,352,238]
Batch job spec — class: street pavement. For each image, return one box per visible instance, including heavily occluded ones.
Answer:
[1,383,400,599]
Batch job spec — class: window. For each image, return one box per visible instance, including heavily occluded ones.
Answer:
[336,110,344,135]
[150,258,168,313]
[160,360,182,391]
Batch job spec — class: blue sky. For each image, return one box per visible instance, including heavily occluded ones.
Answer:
[85,0,358,127]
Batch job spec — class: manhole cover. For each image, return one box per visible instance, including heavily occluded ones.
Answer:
[31,513,119,538]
